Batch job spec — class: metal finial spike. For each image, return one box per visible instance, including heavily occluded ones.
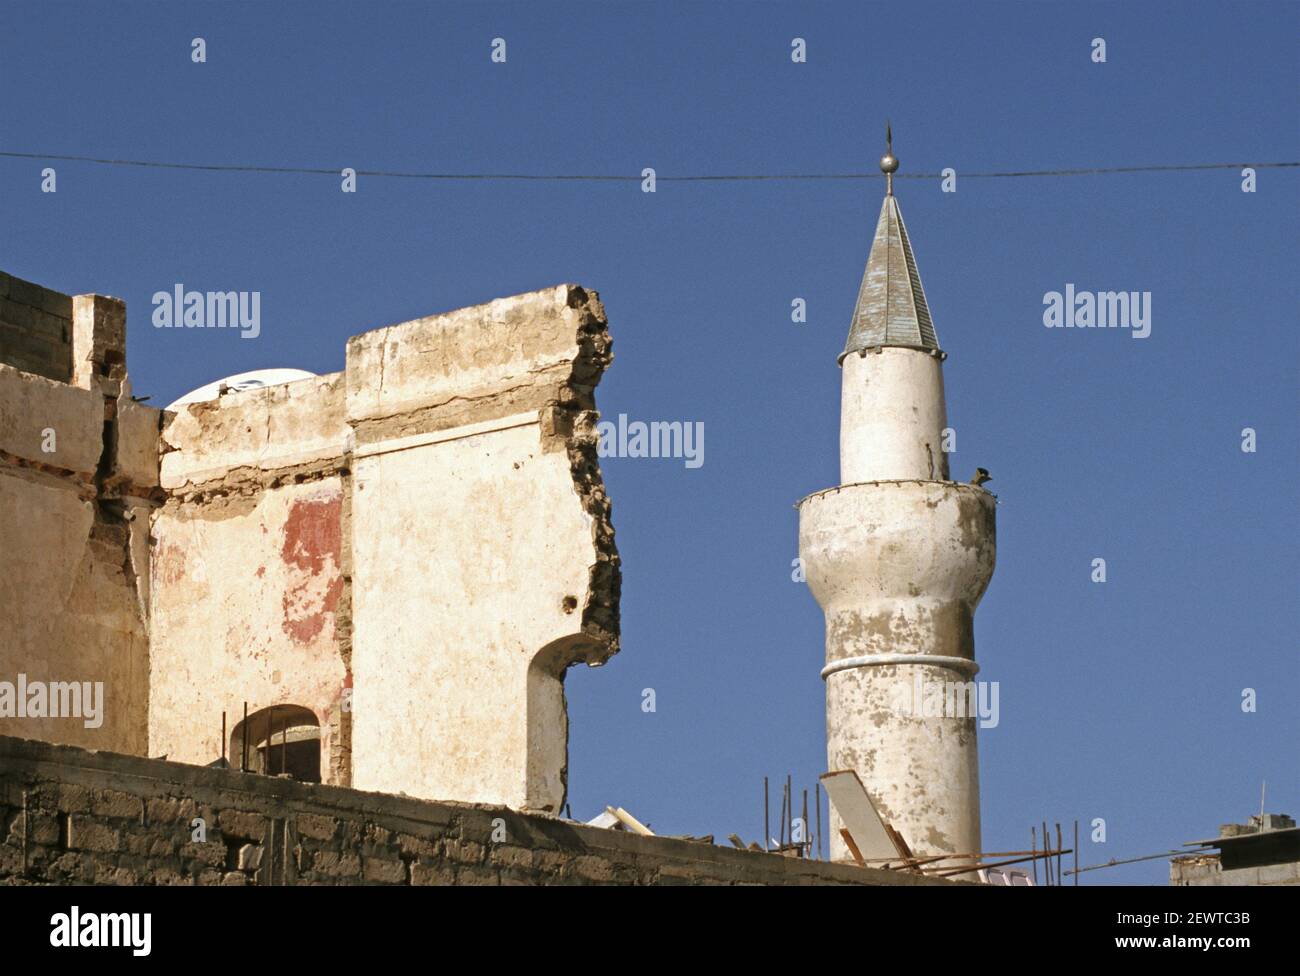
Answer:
[880,121,899,195]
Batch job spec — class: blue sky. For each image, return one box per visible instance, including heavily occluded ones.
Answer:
[3,1,1296,884]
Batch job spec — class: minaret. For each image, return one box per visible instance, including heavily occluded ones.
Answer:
[798,128,996,862]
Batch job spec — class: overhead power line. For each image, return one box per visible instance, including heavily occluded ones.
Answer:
[0,150,1296,182]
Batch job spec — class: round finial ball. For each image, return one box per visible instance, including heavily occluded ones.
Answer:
[880,152,899,175]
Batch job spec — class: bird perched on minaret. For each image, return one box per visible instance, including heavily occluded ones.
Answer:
[970,467,992,486]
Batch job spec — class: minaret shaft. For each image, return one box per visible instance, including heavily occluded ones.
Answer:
[801,475,993,861]
[798,132,995,863]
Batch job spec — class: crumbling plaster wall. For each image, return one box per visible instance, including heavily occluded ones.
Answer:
[148,373,351,780]
[0,290,159,755]
[1,273,619,813]
[347,284,619,813]
[148,283,620,812]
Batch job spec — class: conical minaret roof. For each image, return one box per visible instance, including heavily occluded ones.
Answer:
[840,128,942,362]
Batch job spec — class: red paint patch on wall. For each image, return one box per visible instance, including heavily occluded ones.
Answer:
[280,490,343,645]
[152,542,187,587]
[281,493,342,574]
[282,577,343,644]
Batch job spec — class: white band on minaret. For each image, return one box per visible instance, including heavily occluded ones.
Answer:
[820,653,980,680]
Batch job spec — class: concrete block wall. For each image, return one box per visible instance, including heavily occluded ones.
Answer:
[0,272,73,383]
[0,736,949,886]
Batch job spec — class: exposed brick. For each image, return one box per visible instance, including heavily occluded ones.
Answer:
[362,856,407,884]
[31,310,68,342]
[653,865,699,885]
[411,859,456,886]
[125,832,175,857]
[99,865,141,885]
[0,736,946,888]
[569,854,633,884]
[454,864,500,885]
[531,849,572,874]
[92,789,142,819]
[55,784,92,813]
[217,809,267,840]
[150,868,192,886]
[0,296,37,329]
[490,845,533,870]
[40,289,72,318]
[43,851,84,879]
[146,796,198,824]
[295,813,339,841]
[309,851,361,877]
[178,840,224,867]
[7,276,45,308]
[444,838,485,864]
[26,813,61,846]
[66,816,119,853]
[396,832,439,858]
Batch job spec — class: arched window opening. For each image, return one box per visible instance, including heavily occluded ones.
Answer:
[229,705,321,783]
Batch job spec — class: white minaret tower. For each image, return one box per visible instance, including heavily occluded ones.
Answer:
[798,128,996,862]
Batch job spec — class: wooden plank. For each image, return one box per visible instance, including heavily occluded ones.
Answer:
[840,828,866,867]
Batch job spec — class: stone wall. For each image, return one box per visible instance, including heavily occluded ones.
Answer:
[0,272,73,383]
[0,736,946,886]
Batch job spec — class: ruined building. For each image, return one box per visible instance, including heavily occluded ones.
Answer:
[0,274,620,814]
[799,135,997,862]
[0,268,946,886]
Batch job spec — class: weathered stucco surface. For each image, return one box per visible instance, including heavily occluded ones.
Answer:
[800,480,994,860]
[347,284,619,812]
[4,271,620,820]
[149,373,351,779]
[840,348,950,483]
[0,290,160,755]
[146,283,618,811]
